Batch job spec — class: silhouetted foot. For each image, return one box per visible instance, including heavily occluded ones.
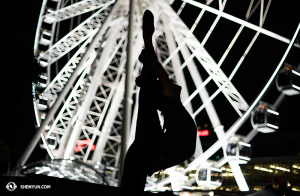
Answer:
[142,10,155,37]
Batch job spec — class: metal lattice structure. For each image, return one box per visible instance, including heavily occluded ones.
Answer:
[21,0,300,192]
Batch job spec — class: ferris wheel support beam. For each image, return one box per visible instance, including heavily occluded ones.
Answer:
[162,13,202,191]
[64,26,119,159]
[91,74,125,163]
[118,0,135,186]
[19,36,97,168]
[170,22,249,189]
[43,0,116,23]
[183,22,300,173]
[162,9,245,191]
[157,0,249,118]
[18,3,124,168]
[42,1,124,109]
[160,8,209,157]
[166,15,225,140]
[38,1,115,66]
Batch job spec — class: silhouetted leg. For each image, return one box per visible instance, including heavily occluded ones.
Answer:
[119,45,162,196]
[158,96,197,168]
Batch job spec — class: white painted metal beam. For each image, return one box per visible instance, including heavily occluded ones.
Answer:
[182,0,298,47]
[64,26,118,159]
[91,75,125,163]
[38,1,113,66]
[43,0,116,23]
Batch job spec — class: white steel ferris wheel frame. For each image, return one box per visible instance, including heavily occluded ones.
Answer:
[22,0,300,192]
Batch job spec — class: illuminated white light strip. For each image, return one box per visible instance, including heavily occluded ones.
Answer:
[267,109,279,115]
[211,181,222,185]
[43,31,52,36]
[184,22,300,174]
[292,85,300,91]
[292,70,300,77]
[239,156,251,161]
[266,123,279,129]
[239,141,251,147]
[182,0,293,45]
[210,167,222,172]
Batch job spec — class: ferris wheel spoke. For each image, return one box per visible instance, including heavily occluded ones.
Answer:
[38,2,113,66]
[43,0,115,24]
[159,5,249,117]
[42,33,97,109]
[90,75,125,163]
[183,0,297,47]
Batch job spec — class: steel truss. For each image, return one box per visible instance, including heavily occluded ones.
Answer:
[22,0,300,192]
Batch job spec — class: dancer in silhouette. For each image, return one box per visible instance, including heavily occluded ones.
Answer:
[119,10,197,196]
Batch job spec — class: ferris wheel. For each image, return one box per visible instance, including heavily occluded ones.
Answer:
[20,0,300,192]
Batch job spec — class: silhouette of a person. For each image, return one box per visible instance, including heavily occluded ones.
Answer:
[119,10,197,196]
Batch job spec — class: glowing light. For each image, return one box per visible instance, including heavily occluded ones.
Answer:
[239,141,251,147]
[75,139,95,152]
[198,130,209,136]
[266,109,279,115]
[266,123,278,129]
[270,165,290,172]
[292,70,300,76]
[292,84,300,91]
[254,166,273,173]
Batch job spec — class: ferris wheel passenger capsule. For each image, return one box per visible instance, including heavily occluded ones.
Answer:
[37,73,48,88]
[39,58,48,67]
[276,64,300,96]
[37,95,48,110]
[39,30,52,46]
[40,135,57,150]
[44,8,56,24]
[225,137,251,164]
[195,164,223,190]
[251,102,279,133]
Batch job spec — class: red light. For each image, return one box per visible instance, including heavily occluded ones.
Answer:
[75,139,95,152]
[198,130,209,136]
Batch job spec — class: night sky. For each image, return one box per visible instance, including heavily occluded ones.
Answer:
[1,0,300,176]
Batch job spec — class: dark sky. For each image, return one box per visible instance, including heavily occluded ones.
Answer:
[1,0,300,175]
